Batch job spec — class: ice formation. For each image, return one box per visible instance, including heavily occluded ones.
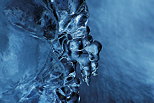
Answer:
[1,0,102,102]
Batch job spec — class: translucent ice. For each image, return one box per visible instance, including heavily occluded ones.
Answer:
[1,0,102,102]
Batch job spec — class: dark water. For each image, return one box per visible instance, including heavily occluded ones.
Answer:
[80,0,154,103]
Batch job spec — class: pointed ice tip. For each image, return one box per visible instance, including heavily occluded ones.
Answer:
[86,82,90,86]
[92,72,98,76]
[92,70,98,76]
[85,77,90,86]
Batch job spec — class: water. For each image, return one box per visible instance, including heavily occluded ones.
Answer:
[79,0,154,103]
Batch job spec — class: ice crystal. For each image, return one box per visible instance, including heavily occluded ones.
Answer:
[1,0,102,102]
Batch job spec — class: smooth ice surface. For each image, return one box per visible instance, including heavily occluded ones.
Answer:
[0,0,50,95]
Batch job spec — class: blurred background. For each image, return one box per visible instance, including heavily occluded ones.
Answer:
[0,0,154,103]
[80,0,154,103]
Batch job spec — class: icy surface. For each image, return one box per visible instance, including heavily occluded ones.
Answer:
[2,0,154,103]
[0,0,102,103]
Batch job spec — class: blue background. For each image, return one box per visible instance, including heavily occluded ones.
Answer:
[0,0,154,103]
[80,0,154,103]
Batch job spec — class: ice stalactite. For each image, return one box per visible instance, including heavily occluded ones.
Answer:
[2,0,102,102]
